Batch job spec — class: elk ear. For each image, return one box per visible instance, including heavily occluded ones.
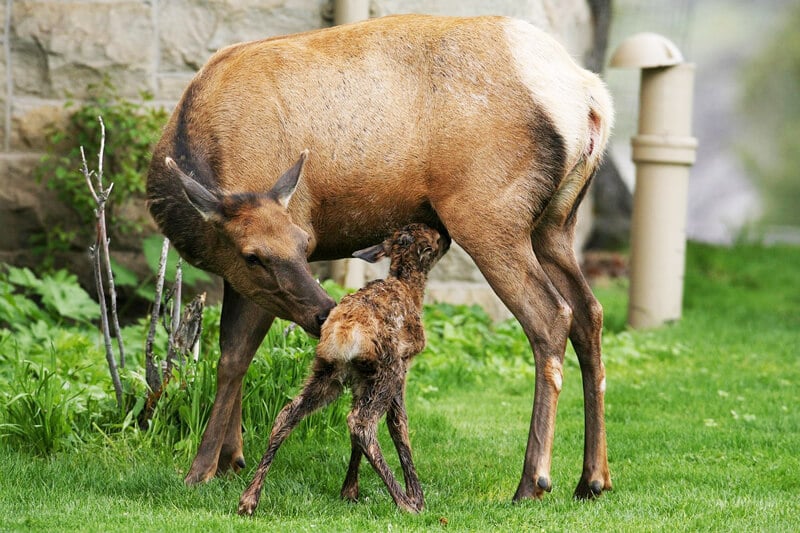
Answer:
[269,150,308,209]
[166,157,222,222]
[352,242,387,263]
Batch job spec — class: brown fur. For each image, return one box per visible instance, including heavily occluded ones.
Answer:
[146,14,612,500]
[238,224,449,515]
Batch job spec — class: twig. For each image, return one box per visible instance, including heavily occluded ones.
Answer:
[145,237,170,395]
[82,117,126,368]
[164,258,183,377]
[90,244,123,408]
[80,116,124,408]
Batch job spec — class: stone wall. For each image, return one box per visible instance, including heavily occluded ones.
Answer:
[2,0,595,319]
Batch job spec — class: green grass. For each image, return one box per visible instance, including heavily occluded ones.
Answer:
[1,242,799,531]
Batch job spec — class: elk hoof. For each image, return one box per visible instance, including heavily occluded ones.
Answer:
[184,467,215,486]
[537,476,552,493]
[574,477,610,500]
[235,457,246,470]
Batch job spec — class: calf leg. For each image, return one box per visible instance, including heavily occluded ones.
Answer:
[239,359,343,516]
[185,282,274,484]
[341,386,422,510]
[386,388,424,510]
[340,437,363,502]
[348,390,419,513]
[533,222,611,498]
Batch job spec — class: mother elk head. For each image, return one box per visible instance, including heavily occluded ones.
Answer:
[164,151,335,337]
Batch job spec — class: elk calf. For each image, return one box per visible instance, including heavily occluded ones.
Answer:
[238,224,450,516]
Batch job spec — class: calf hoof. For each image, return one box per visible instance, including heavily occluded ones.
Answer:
[238,493,259,517]
[340,484,359,503]
[396,497,422,514]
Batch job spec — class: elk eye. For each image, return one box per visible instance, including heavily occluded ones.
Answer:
[244,253,263,267]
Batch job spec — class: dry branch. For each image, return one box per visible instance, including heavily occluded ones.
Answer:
[81,116,124,408]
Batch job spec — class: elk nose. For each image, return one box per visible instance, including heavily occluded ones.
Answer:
[315,311,330,328]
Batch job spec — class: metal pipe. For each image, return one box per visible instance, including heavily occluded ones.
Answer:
[610,34,698,329]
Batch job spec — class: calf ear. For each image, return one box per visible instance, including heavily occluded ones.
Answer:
[166,157,222,223]
[352,243,387,263]
[269,150,309,209]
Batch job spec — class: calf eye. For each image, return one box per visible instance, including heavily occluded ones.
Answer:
[244,253,263,267]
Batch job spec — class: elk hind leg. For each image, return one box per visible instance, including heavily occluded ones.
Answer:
[533,221,611,498]
[454,230,572,500]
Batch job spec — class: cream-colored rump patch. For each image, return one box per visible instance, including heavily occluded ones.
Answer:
[328,324,365,362]
[502,18,590,164]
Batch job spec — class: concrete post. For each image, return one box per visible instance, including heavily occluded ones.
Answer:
[329,0,371,288]
[610,33,698,329]
[333,0,370,25]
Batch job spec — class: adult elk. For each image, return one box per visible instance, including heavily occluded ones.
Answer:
[146,14,613,501]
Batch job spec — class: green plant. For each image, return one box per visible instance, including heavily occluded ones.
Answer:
[739,3,800,226]
[35,77,169,254]
[0,265,100,329]
[0,360,89,455]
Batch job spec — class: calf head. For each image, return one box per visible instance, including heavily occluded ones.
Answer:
[165,151,334,336]
[353,223,451,276]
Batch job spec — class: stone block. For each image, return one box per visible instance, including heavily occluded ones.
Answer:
[156,73,194,102]
[11,1,156,99]
[0,154,78,251]
[159,0,321,72]
[425,281,512,322]
[0,48,6,150]
[10,98,69,151]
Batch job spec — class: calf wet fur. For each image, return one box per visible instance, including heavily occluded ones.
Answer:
[238,224,451,516]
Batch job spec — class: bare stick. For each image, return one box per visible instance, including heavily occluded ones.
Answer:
[83,117,127,368]
[90,244,123,408]
[145,237,170,395]
[164,258,183,378]
[80,118,124,409]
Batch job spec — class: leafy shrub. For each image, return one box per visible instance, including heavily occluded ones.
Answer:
[0,266,100,329]
[33,78,169,275]
[36,78,168,233]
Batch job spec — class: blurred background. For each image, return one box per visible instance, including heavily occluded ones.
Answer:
[607,0,800,244]
[1,0,798,316]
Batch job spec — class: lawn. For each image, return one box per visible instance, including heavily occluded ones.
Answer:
[1,242,799,531]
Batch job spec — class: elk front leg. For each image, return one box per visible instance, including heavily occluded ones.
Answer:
[185,282,274,485]
[239,359,343,516]
[534,223,612,498]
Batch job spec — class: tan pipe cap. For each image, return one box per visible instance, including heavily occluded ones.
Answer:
[610,32,684,69]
